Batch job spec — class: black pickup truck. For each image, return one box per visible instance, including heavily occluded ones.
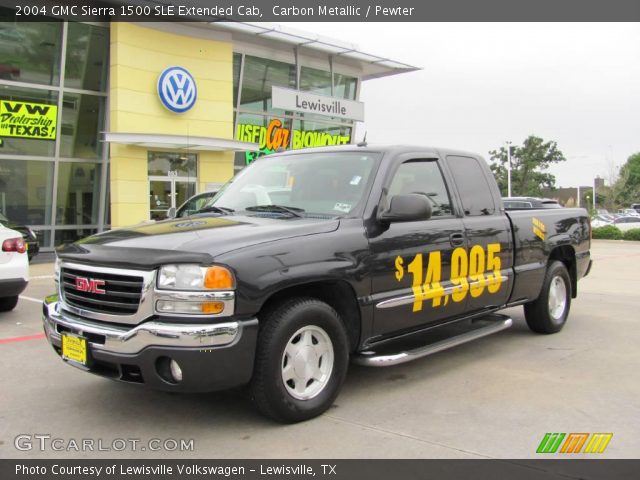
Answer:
[43,145,591,422]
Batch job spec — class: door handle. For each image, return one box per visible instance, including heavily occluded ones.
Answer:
[449,233,465,247]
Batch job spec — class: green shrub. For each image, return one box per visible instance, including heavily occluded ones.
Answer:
[592,225,623,240]
[623,228,640,241]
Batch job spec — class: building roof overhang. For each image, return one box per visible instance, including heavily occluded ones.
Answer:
[104,132,259,151]
[211,22,420,80]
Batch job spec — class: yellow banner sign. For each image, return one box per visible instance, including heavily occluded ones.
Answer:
[236,119,350,151]
[0,100,57,140]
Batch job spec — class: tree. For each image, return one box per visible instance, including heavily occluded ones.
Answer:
[611,153,640,206]
[489,135,566,197]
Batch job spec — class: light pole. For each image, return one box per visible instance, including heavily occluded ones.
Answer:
[506,141,512,197]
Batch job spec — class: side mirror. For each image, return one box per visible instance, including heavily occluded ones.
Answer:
[166,207,177,219]
[379,194,432,223]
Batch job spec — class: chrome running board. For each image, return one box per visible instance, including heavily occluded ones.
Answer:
[353,314,513,367]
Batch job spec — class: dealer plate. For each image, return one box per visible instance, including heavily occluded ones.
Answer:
[61,333,87,365]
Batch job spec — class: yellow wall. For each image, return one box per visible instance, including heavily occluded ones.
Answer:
[109,23,235,227]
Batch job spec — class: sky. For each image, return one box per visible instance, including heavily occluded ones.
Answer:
[287,22,640,188]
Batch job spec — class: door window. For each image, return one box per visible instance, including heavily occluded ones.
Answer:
[388,160,453,217]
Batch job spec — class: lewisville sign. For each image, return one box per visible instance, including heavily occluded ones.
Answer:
[0,100,58,140]
[271,87,364,122]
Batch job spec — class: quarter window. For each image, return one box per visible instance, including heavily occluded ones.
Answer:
[447,156,496,216]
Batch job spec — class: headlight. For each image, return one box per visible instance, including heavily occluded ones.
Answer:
[157,264,235,291]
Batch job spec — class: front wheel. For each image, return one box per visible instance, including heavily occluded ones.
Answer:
[524,261,572,334]
[249,297,349,423]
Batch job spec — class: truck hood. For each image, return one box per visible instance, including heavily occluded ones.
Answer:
[56,215,340,269]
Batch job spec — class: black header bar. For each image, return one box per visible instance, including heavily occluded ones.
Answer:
[1,0,639,22]
[3,459,640,480]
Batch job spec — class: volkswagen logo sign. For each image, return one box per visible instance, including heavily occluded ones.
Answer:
[157,66,197,113]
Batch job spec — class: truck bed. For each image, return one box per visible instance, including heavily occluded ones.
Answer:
[505,208,591,304]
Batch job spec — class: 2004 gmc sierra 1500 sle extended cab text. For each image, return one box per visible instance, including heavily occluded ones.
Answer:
[43,145,591,422]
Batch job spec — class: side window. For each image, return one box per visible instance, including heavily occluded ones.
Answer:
[388,160,453,217]
[447,156,496,216]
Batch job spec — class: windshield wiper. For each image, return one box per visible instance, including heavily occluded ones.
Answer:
[245,205,305,218]
[196,205,235,214]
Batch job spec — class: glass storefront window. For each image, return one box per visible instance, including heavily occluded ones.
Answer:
[300,66,332,96]
[148,152,197,177]
[59,93,105,159]
[240,55,296,112]
[235,113,293,164]
[0,159,54,225]
[55,228,97,247]
[33,229,51,250]
[233,53,242,107]
[292,120,352,150]
[0,85,58,156]
[64,23,108,92]
[55,162,101,225]
[334,73,357,100]
[104,165,110,226]
[0,9,62,86]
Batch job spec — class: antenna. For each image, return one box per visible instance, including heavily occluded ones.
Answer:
[357,132,368,147]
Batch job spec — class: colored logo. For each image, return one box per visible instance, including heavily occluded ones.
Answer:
[536,433,613,454]
[75,277,106,295]
[157,66,197,113]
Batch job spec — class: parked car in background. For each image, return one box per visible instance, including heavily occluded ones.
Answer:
[0,224,29,312]
[630,203,640,214]
[168,190,219,219]
[0,213,39,262]
[620,208,640,217]
[502,197,562,209]
[591,215,614,228]
[612,216,640,231]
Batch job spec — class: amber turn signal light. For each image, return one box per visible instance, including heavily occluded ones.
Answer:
[201,301,225,314]
[204,266,234,289]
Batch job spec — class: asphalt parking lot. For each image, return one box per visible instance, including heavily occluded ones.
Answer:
[1,240,638,459]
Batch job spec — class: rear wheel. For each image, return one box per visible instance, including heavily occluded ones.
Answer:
[0,296,19,312]
[249,297,349,423]
[524,261,572,334]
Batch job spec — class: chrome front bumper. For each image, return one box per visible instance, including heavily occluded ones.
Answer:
[43,299,242,355]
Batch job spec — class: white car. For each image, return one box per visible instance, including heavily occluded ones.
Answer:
[0,224,29,312]
[591,215,613,228]
[612,216,640,232]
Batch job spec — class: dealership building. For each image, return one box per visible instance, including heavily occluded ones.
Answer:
[0,9,416,252]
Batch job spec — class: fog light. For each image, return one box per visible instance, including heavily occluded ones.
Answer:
[156,300,224,315]
[170,360,183,383]
[201,301,224,314]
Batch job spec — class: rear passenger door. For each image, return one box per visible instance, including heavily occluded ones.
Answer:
[445,155,513,313]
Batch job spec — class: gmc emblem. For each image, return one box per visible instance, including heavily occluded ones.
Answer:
[75,277,106,294]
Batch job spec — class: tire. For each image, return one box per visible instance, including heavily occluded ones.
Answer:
[524,261,572,334]
[249,297,349,423]
[0,296,19,312]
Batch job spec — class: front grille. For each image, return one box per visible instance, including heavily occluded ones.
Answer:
[61,267,144,315]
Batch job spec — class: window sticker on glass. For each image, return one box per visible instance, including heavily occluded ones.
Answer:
[334,203,352,213]
[350,175,362,186]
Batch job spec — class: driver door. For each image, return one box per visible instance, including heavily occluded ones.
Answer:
[367,159,468,338]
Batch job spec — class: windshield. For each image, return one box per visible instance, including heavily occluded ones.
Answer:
[203,151,380,217]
